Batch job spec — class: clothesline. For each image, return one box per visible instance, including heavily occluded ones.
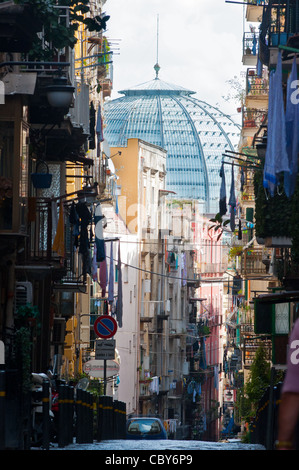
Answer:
[104,253,198,283]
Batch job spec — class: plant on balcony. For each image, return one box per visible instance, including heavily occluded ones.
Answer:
[14,0,110,60]
[254,169,299,271]
[15,327,32,392]
[209,212,230,241]
[228,246,243,260]
[15,303,41,331]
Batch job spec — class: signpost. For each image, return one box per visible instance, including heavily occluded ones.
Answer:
[94,315,118,339]
[93,316,118,393]
[83,359,120,378]
[95,339,115,360]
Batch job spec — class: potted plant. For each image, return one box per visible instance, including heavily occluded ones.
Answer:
[15,303,41,330]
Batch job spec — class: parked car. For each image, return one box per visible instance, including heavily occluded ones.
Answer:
[126,417,167,440]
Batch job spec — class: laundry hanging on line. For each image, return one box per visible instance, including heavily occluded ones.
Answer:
[263,52,289,196]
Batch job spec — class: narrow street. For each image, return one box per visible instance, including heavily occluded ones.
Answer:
[50,438,265,452]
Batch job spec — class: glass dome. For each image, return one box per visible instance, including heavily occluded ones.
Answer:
[103,74,241,214]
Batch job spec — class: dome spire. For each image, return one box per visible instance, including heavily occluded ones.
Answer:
[154,14,160,79]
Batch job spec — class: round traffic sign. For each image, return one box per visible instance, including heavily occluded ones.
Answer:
[94,315,118,339]
[83,359,120,378]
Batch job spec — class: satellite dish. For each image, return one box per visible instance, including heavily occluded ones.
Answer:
[102,139,111,158]
[76,377,89,390]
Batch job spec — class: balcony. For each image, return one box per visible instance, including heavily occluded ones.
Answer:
[242,108,267,137]
[242,32,259,66]
[240,247,273,277]
[246,2,267,23]
[259,0,299,67]
[245,69,269,110]
[0,1,42,52]
[198,263,226,275]
[25,195,96,291]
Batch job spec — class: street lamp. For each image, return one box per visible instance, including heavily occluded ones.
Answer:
[45,75,75,108]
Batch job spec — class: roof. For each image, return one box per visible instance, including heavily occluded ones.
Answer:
[103,77,241,214]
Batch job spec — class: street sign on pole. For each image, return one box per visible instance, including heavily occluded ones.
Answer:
[83,359,120,378]
[95,339,115,360]
[94,315,118,339]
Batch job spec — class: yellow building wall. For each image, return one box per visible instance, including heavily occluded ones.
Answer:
[109,139,139,233]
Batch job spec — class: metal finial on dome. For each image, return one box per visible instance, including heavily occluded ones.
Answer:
[154,62,160,79]
[154,14,160,79]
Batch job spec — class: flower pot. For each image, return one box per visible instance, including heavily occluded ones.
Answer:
[31,160,52,189]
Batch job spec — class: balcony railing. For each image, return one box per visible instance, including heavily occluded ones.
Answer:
[246,69,269,97]
[243,108,267,129]
[27,197,88,290]
[243,31,259,57]
[240,247,272,276]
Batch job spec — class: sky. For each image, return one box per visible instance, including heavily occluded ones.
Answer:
[104,0,250,122]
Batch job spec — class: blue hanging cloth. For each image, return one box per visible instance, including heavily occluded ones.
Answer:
[284,56,299,197]
[229,163,236,232]
[108,241,114,303]
[219,162,227,216]
[94,203,106,262]
[116,240,123,328]
[263,52,289,195]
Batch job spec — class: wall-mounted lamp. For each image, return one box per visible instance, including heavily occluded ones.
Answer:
[109,151,122,159]
[45,75,75,108]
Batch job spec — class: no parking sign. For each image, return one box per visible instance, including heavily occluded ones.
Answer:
[94,315,118,339]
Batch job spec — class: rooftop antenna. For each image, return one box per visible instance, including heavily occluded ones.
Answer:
[154,14,160,79]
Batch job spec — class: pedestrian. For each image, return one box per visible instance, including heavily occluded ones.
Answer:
[276,318,299,450]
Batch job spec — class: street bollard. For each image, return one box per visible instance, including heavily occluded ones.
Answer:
[113,400,121,439]
[0,370,5,450]
[82,390,88,443]
[75,388,82,444]
[120,401,127,439]
[106,396,114,439]
[58,384,67,448]
[97,395,104,441]
[67,386,74,445]
[42,379,50,450]
[88,392,94,443]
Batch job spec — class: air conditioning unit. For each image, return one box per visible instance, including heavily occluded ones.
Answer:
[52,318,66,345]
[15,282,33,312]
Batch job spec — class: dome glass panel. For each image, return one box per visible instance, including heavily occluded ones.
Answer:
[104,77,241,214]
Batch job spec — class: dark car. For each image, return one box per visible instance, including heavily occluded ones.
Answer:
[126,417,167,440]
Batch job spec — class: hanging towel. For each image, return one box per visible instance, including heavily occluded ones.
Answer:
[240,167,245,193]
[92,244,98,282]
[238,218,242,240]
[108,241,114,303]
[76,202,92,255]
[285,56,299,197]
[219,162,227,216]
[94,203,106,262]
[99,248,107,297]
[252,33,257,55]
[229,163,236,232]
[264,53,289,195]
[52,203,65,257]
[69,201,80,247]
[96,104,104,144]
[116,240,123,328]
[114,179,119,215]
[51,200,58,243]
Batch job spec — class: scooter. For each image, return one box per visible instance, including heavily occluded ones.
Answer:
[31,372,54,447]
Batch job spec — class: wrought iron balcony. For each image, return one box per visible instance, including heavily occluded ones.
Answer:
[242,31,259,66]
[245,68,269,111]
[240,246,272,276]
[26,196,91,291]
